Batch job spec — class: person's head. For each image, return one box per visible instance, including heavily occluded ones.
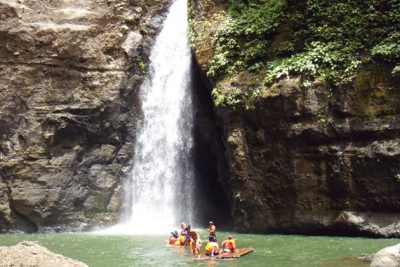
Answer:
[187,224,191,231]
[228,235,233,240]
[209,221,213,226]
[171,231,178,238]
[181,222,186,229]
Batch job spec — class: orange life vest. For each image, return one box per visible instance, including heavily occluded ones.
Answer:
[226,240,236,250]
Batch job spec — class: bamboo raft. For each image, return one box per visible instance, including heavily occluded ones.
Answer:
[166,244,191,248]
[193,248,255,260]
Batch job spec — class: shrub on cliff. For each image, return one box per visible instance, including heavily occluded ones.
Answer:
[207,0,400,107]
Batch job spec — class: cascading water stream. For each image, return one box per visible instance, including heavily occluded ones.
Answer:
[100,0,194,234]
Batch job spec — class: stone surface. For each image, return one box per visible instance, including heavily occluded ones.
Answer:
[0,0,171,232]
[190,0,400,236]
[0,241,87,267]
[370,243,400,267]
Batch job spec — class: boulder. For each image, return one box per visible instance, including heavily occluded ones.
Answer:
[0,241,87,267]
[370,244,400,267]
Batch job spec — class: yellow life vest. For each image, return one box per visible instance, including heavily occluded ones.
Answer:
[174,240,180,246]
[180,235,186,245]
[205,242,219,253]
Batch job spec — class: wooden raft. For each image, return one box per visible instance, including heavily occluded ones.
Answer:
[194,248,255,260]
[166,244,190,248]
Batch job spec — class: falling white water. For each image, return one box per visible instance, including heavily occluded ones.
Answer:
[99,0,193,235]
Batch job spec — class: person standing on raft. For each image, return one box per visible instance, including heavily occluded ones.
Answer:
[207,221,216,241]
[221,235,236,253]
[180,222,191,246]
[187,225,201,255]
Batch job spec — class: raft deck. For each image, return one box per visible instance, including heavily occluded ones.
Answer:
[166,244,191,248]
[194,248,255,260]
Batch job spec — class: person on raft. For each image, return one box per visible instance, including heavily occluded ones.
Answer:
[168,230,179,245]
[180,222,191,246]
[221,235,236,253]
[207,221,216,241]
[205,237,220,256]
[187,225,201,255]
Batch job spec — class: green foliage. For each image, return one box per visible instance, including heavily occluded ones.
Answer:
[207,0,287,78]
[207,0,400,108]
[212,85,261,110]
[139,25,148,35]
[136,59,146,74]
[187,1,197,48]
[372,33,400,62]
[392,65,400,76]
[317,114,334,125]
[265,42,363,86]
[273,41,294,56]
[188,19,196,47]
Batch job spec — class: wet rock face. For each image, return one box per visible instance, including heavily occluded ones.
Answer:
[0,0,171,232]
[224,67,400,237]
[190,1,400,236]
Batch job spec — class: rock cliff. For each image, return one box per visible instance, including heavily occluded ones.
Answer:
[0,0,170,232]
[189,0,400,236]
[1,0,400,237]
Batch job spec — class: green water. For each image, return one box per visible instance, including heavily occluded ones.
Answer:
[0,232,398,267]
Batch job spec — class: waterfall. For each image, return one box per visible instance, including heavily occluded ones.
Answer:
[101,0,194,235]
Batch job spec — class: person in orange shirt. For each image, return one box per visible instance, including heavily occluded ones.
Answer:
[221,235,236,253]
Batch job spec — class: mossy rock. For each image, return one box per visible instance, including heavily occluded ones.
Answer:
[347,64,400,117]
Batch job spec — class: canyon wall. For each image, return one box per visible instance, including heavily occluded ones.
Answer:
[1,0,400,237]
[189,0,400,237]
[0,0,170,232]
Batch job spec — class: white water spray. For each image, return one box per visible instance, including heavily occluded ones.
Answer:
[100,0,193,235]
